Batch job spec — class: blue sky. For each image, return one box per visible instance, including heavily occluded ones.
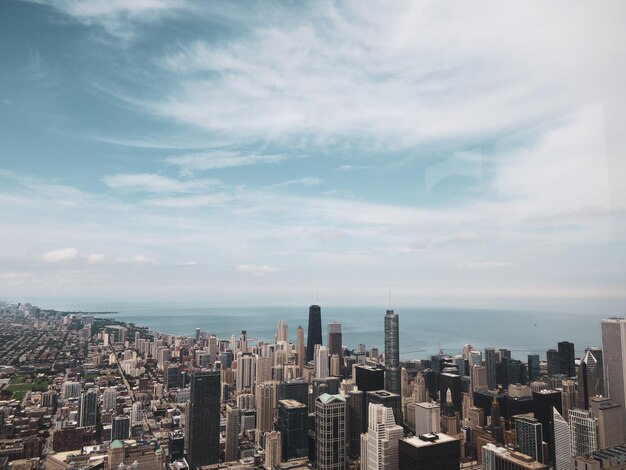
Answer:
[1,0,625,310]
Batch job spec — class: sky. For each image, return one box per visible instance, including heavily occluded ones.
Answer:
[0,0,625,311]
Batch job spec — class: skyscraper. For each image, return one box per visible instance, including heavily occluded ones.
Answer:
[225,404,241,462]
[399,434,460,470]
[515,415,543,463]
[587,347,604,396]
[255,381,276,434]
[384,310,400,395]
[553,407,570,470]
[361,403,404,470]
[558,341,575,378]
[414,402,440,435]
[527,354,540,382]
[315,393,346,470]
[569,408,598,456]
[276,399,308,461]
[276,320,288,343]
[187,370,221,468]
[485,347,497,390]
[265,430,282,469]
[328,322,342,358]
[111,415,130,441]
[315,345,330,379]
[546,349,560,377]
[306,305,322,363]
[601,318,626,437]
[78,389,98,427]
[296,325,305,372]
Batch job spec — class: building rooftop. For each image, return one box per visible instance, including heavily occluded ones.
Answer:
[317,393,345,404]
[402,433,458,449]
[278,399,306,409]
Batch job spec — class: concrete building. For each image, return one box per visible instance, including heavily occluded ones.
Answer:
[361,403,404,470]
[315,393,346,470]
[399,433,460,470]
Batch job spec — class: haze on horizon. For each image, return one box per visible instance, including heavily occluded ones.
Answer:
[1,1,625,311]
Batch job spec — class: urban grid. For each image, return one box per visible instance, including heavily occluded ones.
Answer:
[0,302,625,470]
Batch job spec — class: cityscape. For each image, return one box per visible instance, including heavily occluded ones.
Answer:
[2,1,625,470]
[0,301,624,469]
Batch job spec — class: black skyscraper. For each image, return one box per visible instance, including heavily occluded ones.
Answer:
[306,304,322,363]
[558,341,575,378]
[277,399,308,460]
[385,309,400,394]
[187,370,221,468]
[546,349,560,376]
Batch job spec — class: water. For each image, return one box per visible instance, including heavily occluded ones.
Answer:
[42,302,608,361]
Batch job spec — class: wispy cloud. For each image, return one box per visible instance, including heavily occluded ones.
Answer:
[165,151,288,175]
[236,264,280,276]
[39,248,157,266]
[40,247,79,263]
[103,173,220,193]
[270,177,322,188]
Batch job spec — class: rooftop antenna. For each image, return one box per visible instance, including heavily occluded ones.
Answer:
[316,289,319,303]
[388,290,392,310]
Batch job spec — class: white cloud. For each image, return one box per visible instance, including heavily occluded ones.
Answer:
[236,264,280,276]
[40,247,80,263]
[270,177,322,188]
[103,173,219,193]
[165,151,288,175]
[411,231,489,250]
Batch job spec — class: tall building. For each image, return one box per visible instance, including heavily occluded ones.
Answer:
[482,443,548,470]
[315,393,346,470]
[587,347,604,396]
[399,434,460,470]
[236,352,256,393]
[589,396,624,449]
[361,403,404,470]
[346,390,365,458]
[240,330,248,353]
[187,370,221,468]
[130,402,143,425]
[306,305,322,363]
[558,341,575,378]
[276,320,288,343]
[532,389,561,466]
[315,345,330,379]
[546,349,560,377]
[569,408,598,456]
[276,399,308,461]
[111,415,130,441]
[296,326,305,372]
[515,415,543,463]
[601,318,626,438]
[384,310,400,395]
[527,354,540,382]
[328,322,342,358]
[367,390,402,427]
[255,381,276,434]
[414,402,440,436]
[79,389,98,427]
[225,404,241,462]
[485,348,497,390]
[553,407,570,470]
[265,430,282,469]
[102,387,117,411]
[577,350,600,410]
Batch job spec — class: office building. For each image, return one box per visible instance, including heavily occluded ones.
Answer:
[315,393,346,470]
[553,407,570,470]
[415,402,440,435]
[315,346,330,379]
[79,389,98,427]
[187,370,220,468]
[297,326,305,372]
[236,352,256,393]
[590,396,624,449]
[515,415,543,463]
[367,390,402,427]
[527,354,540,382]
[587,347,604,396]
[361,403,403,470]
[265,430,282,469]
[569,408,598,456]
[356,365,385,392]
[111,415,130,441]
[532,389,561,465]
[601,318,626,438]
[384,310,400,394]
[306,305,322,363]
[346,390,365,458]
[225,404,241,462]
[547,349,560,377]
[277,378,309,408]
[255,381,276,434]
[577,349,600,410]
[328,322,342,358]
[485,348,497,390]
[482,443,548,470]
[558,341,575,378]
[399,434,460,470]
[168,431,185,462]
[102,387,117,411]
[276,320,288,343]
[276,399,308,461]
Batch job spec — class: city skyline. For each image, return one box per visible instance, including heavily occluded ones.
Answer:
[1,1,625,308]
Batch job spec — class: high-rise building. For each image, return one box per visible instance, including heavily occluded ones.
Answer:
[601,318,626,438]
[587,347,604,396]
[558,341,575,378]
[306,305,322,363]
[315,346,330,379]
[276,399,308,461]
[225,404,241,462]
[315,393,346,470]
[236,352,256,393]
[527,355,540,382]
[414,402,440,436]
[240,330,248,353]
[102,387,117,411]
[296,325,305,372]
[367,390,402,427]
[361,403,404,470]
[384,310,400,395]
[62,381,82,400]
[569,408,598,456]
[276,320,288,343]
[399,434,460,470]
[346,390,365,458]
[482,443,548,470]
[546,349,560,377]
[328,322,342,358]
[485,348,497,390]
[515,415,543,463]
[255,381,276,434]
[277,378,308,407]
[130,402,143,425]
[187,370,221,468]
[265,430,282,469]
[111,415,130,441]
[552,407,570,470]
[589,396,624,449]
[532,389,561,466]
[79,389,98,427]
